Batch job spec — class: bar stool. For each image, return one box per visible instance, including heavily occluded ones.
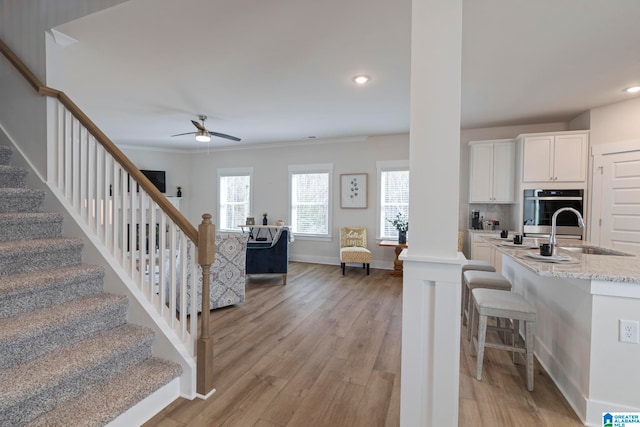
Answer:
[460,260,495,319]
[470,288,537,391]
[463,270,512,339]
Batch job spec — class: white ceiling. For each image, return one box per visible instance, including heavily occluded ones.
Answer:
[50,0,640,150]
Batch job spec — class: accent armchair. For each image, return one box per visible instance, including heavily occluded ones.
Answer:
[340,227,371,275]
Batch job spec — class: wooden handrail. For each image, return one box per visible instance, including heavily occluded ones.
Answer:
[0,38,198,245]
[0,39,44,93]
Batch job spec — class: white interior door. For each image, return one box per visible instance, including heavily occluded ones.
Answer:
[599,150,640,252]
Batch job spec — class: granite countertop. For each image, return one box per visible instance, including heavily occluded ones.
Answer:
[482,236,640,283]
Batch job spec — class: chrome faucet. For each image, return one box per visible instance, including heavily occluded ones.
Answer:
[549,207,585,255]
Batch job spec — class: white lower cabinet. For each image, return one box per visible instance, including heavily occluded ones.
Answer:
[472,240,492,263]
[468,231,503,273]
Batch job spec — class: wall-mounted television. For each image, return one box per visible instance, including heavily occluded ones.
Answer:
[140,170,166,193]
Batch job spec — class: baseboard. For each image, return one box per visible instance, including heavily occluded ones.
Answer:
[106,377,181,427]
[289,255,392,270]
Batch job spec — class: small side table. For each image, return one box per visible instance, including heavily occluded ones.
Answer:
[238,225,282,241]
[379,240,408,277]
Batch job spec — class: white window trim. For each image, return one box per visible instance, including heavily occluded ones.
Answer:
[288,163,333,240]
[377,160,409,240]
[217,167,254,232]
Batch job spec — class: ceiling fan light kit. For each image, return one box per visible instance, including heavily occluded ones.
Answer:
[195,130,211,143]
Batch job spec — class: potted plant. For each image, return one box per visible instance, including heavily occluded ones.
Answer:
[387,212,408,243]
[262,212,268,225]
[176,186,182,197]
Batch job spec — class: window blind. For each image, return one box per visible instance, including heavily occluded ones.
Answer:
[291,172,329,235]
[219,175,251,231]
[380,170,410,239]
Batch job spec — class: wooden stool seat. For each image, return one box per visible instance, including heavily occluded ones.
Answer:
[460,260,495,315]
[463,270,511,338]
[470,288,537,391]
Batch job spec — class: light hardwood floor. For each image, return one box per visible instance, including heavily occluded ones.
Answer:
[144,262,583,427]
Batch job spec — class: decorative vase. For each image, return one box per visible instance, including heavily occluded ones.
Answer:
[177,189,182,197]
[398,230,407,244]
[263,216,268,225]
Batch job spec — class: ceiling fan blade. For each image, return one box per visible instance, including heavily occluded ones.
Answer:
[170,132,197,137]
[191,120,206,131]
[208,130,241,142]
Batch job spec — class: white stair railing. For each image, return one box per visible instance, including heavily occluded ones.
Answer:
[48,99,198,355]
[1,36,217,396]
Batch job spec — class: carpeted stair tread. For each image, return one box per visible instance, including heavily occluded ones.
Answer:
[25,357,183,427]
[0,212,63,242]
[0,324,155,426]
[0,188,44,213]
[0,292,124,342]
[0,264,104,317]
[0,293,128,370]
[0,164,28,188]
[0,237,83,276]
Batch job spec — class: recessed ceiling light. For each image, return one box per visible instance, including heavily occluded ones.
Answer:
[624,86,640,94]
[353,75,370,85]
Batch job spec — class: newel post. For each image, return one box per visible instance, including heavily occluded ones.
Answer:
[197,213,215,396]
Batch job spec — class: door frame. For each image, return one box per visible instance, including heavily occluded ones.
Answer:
[590,139,640,245]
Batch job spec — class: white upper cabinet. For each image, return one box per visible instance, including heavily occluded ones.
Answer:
[469,139,515,203]
[521,132,588,183]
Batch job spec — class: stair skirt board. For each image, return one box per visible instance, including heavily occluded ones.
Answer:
[0,144,183,425]
[106,377,181,427]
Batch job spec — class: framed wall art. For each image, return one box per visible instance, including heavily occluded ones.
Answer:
[340,173,367,208]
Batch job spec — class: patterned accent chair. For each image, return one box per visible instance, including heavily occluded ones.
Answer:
[340,227,371,275]
[178,233,248,313]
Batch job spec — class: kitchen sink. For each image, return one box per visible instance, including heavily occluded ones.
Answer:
[558,246,633,256]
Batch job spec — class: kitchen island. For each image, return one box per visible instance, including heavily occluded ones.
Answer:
[483,237,640,426]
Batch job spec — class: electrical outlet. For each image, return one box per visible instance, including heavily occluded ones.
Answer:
[619,320,639,344]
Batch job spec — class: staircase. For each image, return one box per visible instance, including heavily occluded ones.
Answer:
[0,144,182,426]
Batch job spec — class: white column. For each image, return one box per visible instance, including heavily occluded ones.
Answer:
[400,0,464,426]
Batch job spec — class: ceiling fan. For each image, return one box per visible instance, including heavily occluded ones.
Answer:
[171,115,241,142]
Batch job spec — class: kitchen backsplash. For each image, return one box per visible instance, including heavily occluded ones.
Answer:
[468,203,514,230]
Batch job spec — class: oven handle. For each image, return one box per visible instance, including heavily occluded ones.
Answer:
[525,196,583,201]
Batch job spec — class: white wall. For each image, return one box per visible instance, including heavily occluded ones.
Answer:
[569,110,591,131]
[119,145,192,218]
[590,96,640,145]
[0,0,127,177]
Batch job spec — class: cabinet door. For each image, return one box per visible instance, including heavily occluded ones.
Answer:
[492,142,515,202]
[469,144,494,203]
[471,243,492,263]
[553,134,588,182]
[522,136,553,182]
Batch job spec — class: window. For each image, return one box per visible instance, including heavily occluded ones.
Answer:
[289,164,333,238]
[218,167,253,232]
[378,161,410,240]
